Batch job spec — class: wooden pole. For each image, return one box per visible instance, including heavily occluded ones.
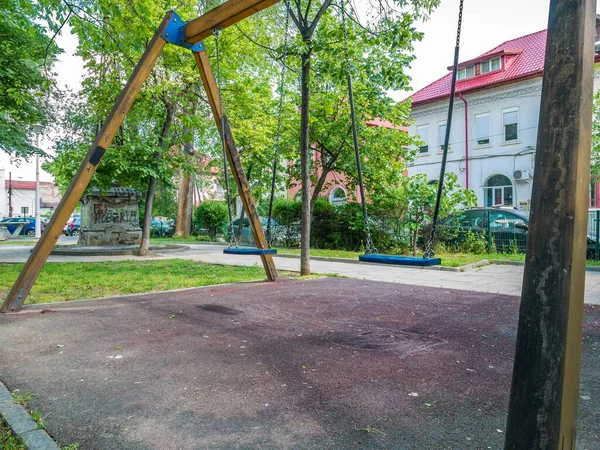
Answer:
[504,0,595,448]
[184,0,281,44]
[0,13,173,313]
[193,49,278,281]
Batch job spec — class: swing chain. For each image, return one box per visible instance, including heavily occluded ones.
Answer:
[214,27,238,248]
[341,0,377,256]
[423,0,463,259]
[266,1,291,246]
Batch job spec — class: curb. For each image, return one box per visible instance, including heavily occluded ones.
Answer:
[0,382,60,450]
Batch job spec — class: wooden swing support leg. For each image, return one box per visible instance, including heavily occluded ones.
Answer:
[0,13,174,313]
[193,49,278,281]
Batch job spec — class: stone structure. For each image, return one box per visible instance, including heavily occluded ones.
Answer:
[79,187,142,246]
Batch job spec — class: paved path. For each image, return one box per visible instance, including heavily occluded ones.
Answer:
[1,239,599,304]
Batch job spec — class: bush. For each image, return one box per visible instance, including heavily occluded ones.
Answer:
[193,201,228,239]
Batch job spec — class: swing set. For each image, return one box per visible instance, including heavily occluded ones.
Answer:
[1,0,458,314]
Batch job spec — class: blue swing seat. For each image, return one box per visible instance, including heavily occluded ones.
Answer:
[359,254,441,266]
[223,247,277,255]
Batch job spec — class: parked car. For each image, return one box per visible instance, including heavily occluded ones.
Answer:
[63,215,81,236]
[0,217,45,236]
[432,206,598,257]
[231,217,281,244]
[151,218,175,237]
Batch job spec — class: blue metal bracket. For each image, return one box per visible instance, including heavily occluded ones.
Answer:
[162,10,205,53]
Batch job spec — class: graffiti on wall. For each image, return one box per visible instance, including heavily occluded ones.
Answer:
[93,203,138,226]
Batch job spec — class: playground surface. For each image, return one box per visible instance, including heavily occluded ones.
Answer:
[0,278,598,449]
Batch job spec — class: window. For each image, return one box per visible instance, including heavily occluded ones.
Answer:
[417,124,429,153]
[330,187,347,206]
[475,113,490,145]
[489,211,528,231]
[481,58,501,74]
[438,121,448,151]
[21,207,29,215]
[484,174,513,207]
[450,210,486,228]
[457,65,474,80]
[502,108,518,142]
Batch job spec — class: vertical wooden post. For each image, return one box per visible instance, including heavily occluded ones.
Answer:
[504,0,595,448]
[0,13,174,313]
[193,49,278,281]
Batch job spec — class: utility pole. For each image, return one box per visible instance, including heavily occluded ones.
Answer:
[8,171,12,218]
[33,124,42,238]
[504,0,595,448]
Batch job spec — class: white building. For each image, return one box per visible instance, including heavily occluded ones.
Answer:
[3,179,61,218]
[407,27,600,210]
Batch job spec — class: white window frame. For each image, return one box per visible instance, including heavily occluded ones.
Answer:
[475,112,491,146]
[417,124,429,153]
[438,121,449,151]
[457,68,466,80]
[329,187,347,206]
[481,60,491,74]
[502,107,519,143]
[491,57,501,71]
[465,65,474,77]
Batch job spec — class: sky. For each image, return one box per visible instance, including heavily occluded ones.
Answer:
[2,0,597,183]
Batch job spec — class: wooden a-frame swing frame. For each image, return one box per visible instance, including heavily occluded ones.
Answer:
[1,1,282,314]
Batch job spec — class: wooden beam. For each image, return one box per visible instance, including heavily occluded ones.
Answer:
[184,0,281,44]
[504,0,595,448]
[193,49,278,281]
[0,13,173,313]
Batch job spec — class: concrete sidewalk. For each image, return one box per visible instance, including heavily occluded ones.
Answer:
[1,240,599,304]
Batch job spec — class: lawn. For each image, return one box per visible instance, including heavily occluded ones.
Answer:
[276,247,600,267]
[0,260,273,305]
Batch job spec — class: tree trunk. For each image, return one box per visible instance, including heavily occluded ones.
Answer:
[138,176,157,256]
[412,229,418,256]
[310,164,330,210]
[300,46,312,275]
[138,104,173,256]
[175,168,193,237]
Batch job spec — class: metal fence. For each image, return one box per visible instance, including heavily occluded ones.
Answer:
[589,210,600,261]
[479,209,600,260]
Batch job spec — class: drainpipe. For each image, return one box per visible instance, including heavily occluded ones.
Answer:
[459,93,469,190]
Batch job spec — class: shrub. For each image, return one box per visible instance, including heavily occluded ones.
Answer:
[193,201,228,239]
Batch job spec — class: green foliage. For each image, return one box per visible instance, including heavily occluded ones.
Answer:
[0,0,62,158]
[193,201,229,238]
[592,89,600,176]
[272,197,302,226]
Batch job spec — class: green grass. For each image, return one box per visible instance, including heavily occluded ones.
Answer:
[0,240,36,246]
[150,236,212,244]
[0,417,26,450]
[0,260,274,305]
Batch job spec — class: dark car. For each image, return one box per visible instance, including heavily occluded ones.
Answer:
[151,218,175,237]
[231,217,281,244]
[64,215,81,236]
[0,217,45,236]
[435,207,598,257]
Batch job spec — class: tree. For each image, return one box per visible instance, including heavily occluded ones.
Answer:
[279,0,438,274]
[0,0,62,158]
[591,89,600,176]
[396,173,476,255]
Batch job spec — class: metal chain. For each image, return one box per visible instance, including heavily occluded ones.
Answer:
[214,28,238,248]
[266,2,291,246]
[423,0,463,259]
[341,0,377,255]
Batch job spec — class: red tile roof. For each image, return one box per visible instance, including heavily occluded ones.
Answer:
[366,117,408,131]
[4,180,54,190]
[411,30,548,106]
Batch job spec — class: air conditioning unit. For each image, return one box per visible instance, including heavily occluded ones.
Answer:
[514,169,531,181]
